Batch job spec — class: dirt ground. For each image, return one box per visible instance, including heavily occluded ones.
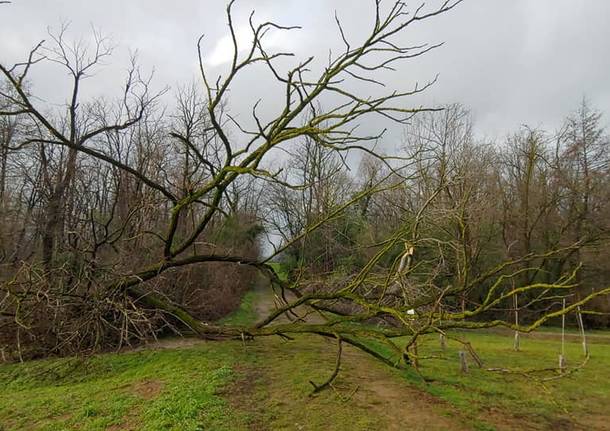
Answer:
[223,286,556,431]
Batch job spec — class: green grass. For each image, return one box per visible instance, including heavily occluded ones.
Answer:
[0,289,263,431]
[219,288,260,326]
[268,261,289,282]
[0,284,386,431]
[229,335,387,430]
[0,342,251,430]
[369,329,610,429]
[0,330,390,429]
[2,286,609,430]
[0,285,274,430]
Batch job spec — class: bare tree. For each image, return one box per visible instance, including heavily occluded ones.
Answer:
[1,1,608,385]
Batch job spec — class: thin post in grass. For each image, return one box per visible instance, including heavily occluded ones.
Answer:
[576,305,588,357]
[440,333,447,351]
[559,298,566,373]
[459,351,468,373]
[513,293,520,351]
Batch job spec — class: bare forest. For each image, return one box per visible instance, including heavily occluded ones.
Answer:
[1,1,610,429]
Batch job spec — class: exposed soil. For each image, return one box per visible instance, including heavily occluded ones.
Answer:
[225,339,475,431]
[226,288,474,430]
[107,413,139,431]
[107,379,165,430]
[253,286,325,325]
[230,286,589,431]
[339,347,470,431]
[107,420,136,431]
[131,336,206,351]
[131,379,164,400]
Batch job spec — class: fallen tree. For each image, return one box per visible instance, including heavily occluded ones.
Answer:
[1,0,608,386]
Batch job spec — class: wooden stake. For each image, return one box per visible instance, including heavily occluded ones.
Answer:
[559,298,566,373]
[513,293,520,351]
[440,333,447,351]
[576,305,588,357]
[459,351,468,373]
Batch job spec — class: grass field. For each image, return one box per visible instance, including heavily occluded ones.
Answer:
[380,331,610,430]
[1,287,609,430]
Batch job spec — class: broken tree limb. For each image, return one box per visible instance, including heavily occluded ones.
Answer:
[310,336,343,394]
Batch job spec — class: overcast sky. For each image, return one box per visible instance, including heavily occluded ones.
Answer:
[2,0,610,144]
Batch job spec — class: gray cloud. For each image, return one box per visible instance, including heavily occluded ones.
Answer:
[1,0,609,143]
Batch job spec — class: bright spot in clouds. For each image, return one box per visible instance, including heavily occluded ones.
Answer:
[205,25,286,67]
[206,28,249,66]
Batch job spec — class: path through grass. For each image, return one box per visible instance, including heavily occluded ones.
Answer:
[1,286,609,430]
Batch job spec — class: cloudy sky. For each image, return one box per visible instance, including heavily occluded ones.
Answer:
[1,0,609,144]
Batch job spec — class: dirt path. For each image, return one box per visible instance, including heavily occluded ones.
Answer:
[252,284,325,324]
[135,287,581,430]
[236,285,588,431]
[229,286,483,430]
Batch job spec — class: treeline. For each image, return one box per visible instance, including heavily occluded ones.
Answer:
[268,102,610,327]
[2,77,608,362]
[0,5,608,363]
[0,79,263,359]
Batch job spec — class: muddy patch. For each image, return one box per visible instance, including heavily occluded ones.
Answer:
[219,363,269,431]
[131,379,164,400]
[106,379,164,430]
